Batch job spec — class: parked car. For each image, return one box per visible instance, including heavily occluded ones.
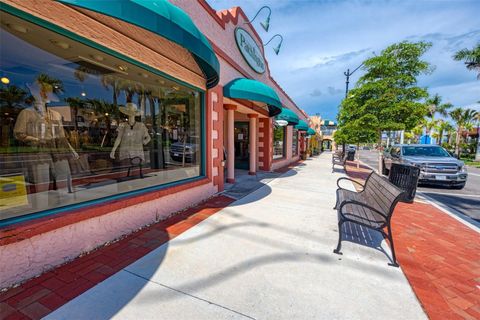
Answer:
[382,144,468,189]
[169,137,199,163]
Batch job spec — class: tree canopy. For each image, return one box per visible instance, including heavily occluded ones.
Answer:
[337,41,432,144]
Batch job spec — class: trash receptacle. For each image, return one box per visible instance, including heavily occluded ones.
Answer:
[388,163,420,203]
[347,150,355,161]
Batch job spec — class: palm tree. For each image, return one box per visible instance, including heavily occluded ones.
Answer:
[0,85,28,112]
[434,120,454,146]
[36,73,64,100]
[425,94,452,142]
[449,107,478,157]
[453,43,480,79]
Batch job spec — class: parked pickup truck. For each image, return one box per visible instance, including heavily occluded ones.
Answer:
[383,144,468,189]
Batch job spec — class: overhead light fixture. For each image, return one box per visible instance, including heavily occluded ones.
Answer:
[139,72,149,78]
[1,77,10,84]
[117,65,128,72]
[275,119,288,127]
[156,79,165,84]
[7,23,28,33]
[91,54,104,62]
[264,34,283,55]
[172,86,180,91]
[81,92,86,97]
[245,6,272,32]
[50,39,71,49]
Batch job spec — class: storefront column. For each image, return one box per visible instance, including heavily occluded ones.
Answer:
[224,104,237,183]
[248,114,258,175]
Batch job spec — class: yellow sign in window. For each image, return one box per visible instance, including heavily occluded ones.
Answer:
[0,174,29,210]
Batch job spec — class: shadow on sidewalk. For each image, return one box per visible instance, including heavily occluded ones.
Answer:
[339,221,396,265]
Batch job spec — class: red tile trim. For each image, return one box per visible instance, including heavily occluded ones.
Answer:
[0,178,211,246]
[0,195,235,320]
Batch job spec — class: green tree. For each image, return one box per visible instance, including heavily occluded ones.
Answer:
[337,41,431,170]
[334,114,378,167]
[449,107,478,157]
[453,43,480,79]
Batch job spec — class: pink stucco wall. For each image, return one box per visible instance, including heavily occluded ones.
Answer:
[171,0,306,120]
[0,183,217,289]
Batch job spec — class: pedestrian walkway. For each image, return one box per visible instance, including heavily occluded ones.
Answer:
[345,161,480,320]
[40,153,424,319]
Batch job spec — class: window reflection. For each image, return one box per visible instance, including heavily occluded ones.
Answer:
[0,13,202,221]
[273,126,285,159]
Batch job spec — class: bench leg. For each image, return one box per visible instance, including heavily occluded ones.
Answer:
[333,220,344,255]
[386,223,399,267]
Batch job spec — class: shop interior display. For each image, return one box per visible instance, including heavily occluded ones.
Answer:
[0,13,202,220]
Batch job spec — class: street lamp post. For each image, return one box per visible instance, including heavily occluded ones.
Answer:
[344,62,364,98]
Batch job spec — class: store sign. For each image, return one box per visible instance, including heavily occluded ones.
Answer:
[235,28,266,74]
[0,174,28,210]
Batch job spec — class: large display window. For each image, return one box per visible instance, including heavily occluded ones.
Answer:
[0,13,204,221]
[273,126,286,159]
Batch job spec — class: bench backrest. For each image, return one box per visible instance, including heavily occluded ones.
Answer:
[363,172,404,219]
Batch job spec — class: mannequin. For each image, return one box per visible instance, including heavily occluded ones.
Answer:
[14,81,78,194]
[110,102,151,163]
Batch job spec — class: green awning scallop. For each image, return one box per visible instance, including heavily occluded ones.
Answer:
[295,120,309,131]
[307,128,316,136]
[223,78,282,117]
[275,107,299,125]
[57,0,220,88]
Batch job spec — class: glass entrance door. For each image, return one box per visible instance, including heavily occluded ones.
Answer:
[234,122,249,170]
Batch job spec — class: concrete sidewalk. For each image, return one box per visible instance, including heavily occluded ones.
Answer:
[46,153,425,319]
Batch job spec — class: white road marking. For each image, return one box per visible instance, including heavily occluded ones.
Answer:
[467,172,480,177]
[416,192,480,233]
[420,191,480,197]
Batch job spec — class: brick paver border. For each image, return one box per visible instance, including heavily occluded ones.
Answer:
[344,161,480,320]
[0,195,235,320]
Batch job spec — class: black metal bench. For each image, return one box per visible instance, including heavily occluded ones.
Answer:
[333,171,405,267]
[332,152,347,172]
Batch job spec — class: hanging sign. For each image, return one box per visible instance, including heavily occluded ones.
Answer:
[235,27,266,74]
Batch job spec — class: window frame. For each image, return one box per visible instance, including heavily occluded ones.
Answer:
[0,5,207,227]
[273,126,287,160]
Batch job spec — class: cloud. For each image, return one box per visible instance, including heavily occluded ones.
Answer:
[327,86,343,96]
[207,0,480,118]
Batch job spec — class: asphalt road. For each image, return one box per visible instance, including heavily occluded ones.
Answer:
[357,149,480,224]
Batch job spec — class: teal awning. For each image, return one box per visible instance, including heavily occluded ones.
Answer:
[223,78,282,117]
[275,107,299,125]
[307,128,316,136]
[295,120,309,131]
[57,0,220,88]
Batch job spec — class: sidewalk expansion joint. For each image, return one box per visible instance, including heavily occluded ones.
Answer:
[123,269,256,320]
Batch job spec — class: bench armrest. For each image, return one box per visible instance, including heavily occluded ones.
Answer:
[339,200,388,220]
[336,177,364,191]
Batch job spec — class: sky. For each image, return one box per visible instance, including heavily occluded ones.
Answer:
[206,0,480,120]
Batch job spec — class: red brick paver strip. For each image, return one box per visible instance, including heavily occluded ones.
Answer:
[345,161,480,320]
[0,195,235,320]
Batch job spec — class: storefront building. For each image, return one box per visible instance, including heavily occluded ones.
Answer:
[0,0,310,288]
